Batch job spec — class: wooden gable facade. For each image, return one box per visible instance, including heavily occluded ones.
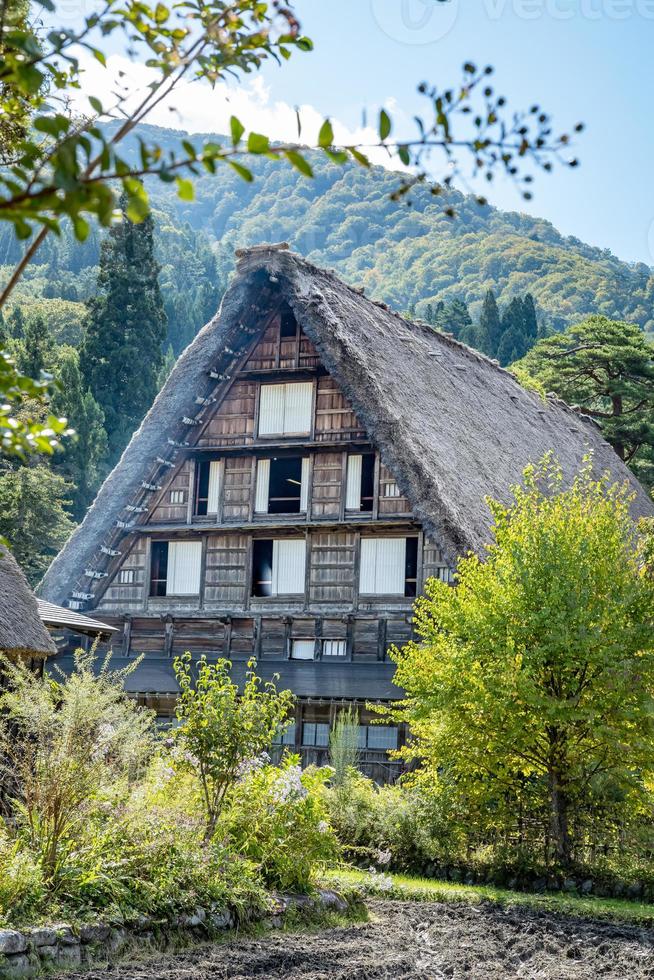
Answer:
[82,303,452,780]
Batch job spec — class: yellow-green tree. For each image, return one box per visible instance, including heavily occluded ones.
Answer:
[387,456,654,866]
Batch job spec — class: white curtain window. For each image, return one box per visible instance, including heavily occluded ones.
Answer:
[167,540,202,595]
[258,382,313,436]
[284,382,313,433]
[291,639,315,660]
[345,454,362,510]
[258,384,286,435]
[255,458,270,513]
[359,537,406,595]
[300,457,310,512]
[272,539,306,594]
[206,460,221,514]
[322,639,347,657]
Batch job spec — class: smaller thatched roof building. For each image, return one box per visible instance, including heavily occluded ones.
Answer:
[0,547,56,659]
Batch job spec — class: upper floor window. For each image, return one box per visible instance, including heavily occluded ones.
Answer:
[345,453,375,512]
[258,382,313,437]
[195,460,221,516]
[255,456,310,514]
[359,536,418,597]
[251,538,306,597]
[150,540,202,597]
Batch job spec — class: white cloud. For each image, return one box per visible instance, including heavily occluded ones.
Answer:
[71,53,399,168]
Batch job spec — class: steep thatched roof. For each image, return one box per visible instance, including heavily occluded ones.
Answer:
[40,244,654,606]
[0,548,56,657]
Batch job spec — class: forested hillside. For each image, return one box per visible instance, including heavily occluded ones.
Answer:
[1,123,653,359]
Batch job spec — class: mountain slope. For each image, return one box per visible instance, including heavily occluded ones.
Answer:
[1,123,652,345]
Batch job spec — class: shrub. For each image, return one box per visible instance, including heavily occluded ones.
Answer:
[220,755,338,892]
[172,655,294,841]
[0,649,155,884]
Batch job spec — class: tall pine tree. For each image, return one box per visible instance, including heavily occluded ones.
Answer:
[80,192,167,464]
[51,349,108,519]
[479,289,502,357]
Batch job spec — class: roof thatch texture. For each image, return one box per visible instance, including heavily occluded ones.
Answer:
[40,245,654,605]
[0,547,56,657]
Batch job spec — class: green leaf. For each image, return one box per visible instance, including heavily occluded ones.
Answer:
[379,108,392,141]
[247,132,270,154]
[154,3,169,23]
[228,160,253,182]
[284,150,313,177]
[72,215,90,241]
[318,119,334,148]
[230,116,245,146]
[348,147,370,168]
[398,145,411,166]
[176,177,194,202]
[89,96,103,114]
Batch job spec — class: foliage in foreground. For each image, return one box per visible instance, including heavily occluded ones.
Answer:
[0,651,334,926]
[381,455,654,867]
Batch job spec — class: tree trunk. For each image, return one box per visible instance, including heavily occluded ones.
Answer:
[548,766,572,866]
[611,394,625,460]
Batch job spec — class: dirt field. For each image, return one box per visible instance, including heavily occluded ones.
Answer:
[67,899,654,979]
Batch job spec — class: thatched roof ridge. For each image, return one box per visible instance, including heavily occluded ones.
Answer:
[0,548,56,657]
[40,245,654,606]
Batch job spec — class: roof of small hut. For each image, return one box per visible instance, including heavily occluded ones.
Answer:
[40,244,654,605]
[0,547,56,657]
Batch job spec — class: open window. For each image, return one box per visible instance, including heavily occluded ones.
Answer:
[258,382,313,437]
[195,460,221,516]
[359,536,418,597]
[150,540,202,597]
[251,538,306,597]
[345,453,375,512]
[255,456,309,514]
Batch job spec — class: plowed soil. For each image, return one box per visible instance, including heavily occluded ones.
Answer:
[67,899,654,979]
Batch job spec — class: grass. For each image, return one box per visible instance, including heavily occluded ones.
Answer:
[323,868,654,927]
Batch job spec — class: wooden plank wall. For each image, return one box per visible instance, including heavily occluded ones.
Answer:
[197,380,256,447]
[314,375,366,442]
[222,457,253,521]
[309,530,356,604]
[377,462,411,516]
[96,538,147,611]
[310,452,342,518]
[149,460,193,523]
[204,533,248,604]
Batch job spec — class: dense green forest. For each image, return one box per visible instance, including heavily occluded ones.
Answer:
[1,123,653,582]
[2,123,654,358]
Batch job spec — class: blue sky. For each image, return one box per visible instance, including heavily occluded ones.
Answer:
[76,0,654,265]
[250,1,654,266]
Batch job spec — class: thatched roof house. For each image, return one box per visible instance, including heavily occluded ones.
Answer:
[0,547,56,659]
[41,244,654,607]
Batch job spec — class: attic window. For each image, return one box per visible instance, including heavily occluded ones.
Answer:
[258,382,313,437]
[359,537,418,597]
[279,303,298,338]
[255,456,309,514]
[118,569,135,585]
[170,490,185,505]
[345,453,375,512]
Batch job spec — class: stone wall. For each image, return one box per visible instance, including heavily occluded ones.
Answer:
[0,890,351,979]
